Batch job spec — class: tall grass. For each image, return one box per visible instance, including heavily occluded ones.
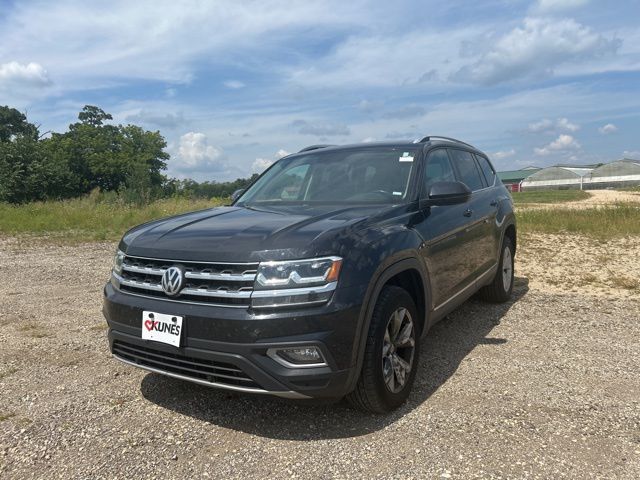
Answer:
[0,193,227,242]
[2,193,639,243]
[511,190,590,204]
[518,204,640,239]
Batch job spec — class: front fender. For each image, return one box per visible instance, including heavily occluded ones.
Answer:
[342,227,432,393]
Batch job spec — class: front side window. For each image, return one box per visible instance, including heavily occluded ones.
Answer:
[237,148,417,205]
[423,149,456,193]
[449,149,484,191]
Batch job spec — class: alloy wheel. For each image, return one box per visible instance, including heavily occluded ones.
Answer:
[382,307,416,393]
[502,246,513,291]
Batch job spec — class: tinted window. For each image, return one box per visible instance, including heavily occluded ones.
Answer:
[258,164,310,200]
[449,149,484,191]
[475,154,496,186]
[423,149,456,193]
[238,148,416,205]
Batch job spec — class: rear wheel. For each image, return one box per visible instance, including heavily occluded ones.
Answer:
[347,286,419,413]
[479,236,514,303]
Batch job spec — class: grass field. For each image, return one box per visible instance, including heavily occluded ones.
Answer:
[0,195,226,242]
[2,192,639,243]
[511,189,590,204]
[517,204,640,239]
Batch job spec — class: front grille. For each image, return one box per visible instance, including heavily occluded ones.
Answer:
[116,255,258,307]
[112,340,261,390]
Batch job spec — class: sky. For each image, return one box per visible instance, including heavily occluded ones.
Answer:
[1,0,639,181]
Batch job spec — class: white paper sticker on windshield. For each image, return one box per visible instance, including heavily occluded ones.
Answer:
[399,152,414,162]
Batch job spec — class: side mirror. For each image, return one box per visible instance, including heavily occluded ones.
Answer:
[422,181,471,207]
[231,188,244,202]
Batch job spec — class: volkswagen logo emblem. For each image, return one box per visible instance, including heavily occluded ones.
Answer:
[161,266,185,297]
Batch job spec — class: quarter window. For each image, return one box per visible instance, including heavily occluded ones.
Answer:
[475,154,496,186]
[449,149,484,192]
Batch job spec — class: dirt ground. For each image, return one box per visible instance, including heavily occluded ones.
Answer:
[575,189,640,205]
[1,225,639,478]
[520,189,640,209]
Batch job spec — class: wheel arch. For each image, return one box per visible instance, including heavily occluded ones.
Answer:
[503,221,517,255]
[345,255,432,393]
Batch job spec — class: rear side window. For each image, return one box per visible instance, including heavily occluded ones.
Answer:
[475,154,496,186]
[423,149,456,193]
[449,149,484,191]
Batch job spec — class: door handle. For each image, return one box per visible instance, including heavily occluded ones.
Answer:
[463,209,473,217]
[490,200,498,207]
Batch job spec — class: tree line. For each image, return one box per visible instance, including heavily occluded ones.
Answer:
[0,105,257,204]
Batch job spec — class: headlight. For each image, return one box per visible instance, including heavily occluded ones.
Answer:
[252,256,342,308]
[113,250,125,274]
[255,256,342,289]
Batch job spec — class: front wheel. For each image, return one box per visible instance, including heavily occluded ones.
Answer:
[479,236,515,303]
[346,286,420,413]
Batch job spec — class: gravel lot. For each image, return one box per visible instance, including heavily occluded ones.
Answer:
[1,234,639,479]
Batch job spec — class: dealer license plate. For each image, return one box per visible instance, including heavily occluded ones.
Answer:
[141,311,183,347]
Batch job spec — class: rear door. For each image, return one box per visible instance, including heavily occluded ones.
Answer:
[448,148,495,280]
[473,154,501,268]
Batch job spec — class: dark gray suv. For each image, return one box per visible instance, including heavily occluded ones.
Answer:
[103,136,516,412]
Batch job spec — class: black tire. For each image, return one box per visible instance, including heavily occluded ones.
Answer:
[479,236,514,303]
[346,286,420,413]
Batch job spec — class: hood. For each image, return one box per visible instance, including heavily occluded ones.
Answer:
[120,204,391,262]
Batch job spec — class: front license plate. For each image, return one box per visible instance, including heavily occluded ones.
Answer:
[141,311,183,347]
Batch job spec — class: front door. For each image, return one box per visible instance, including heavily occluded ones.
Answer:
[413,148,478,308]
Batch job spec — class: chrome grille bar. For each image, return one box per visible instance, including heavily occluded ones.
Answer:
[113,273,252,299]
[115,254,258,306]
[122,262,257,281]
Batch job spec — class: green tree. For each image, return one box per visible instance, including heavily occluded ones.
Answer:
[0,137,46,202]
[76,105,113,127]
[0,104,172,203]
[0,106,38,141]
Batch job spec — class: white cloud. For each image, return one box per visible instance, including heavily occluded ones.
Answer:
[598,123,617,134]
[251,158,273,173]
[493,149,516,160]
[251,149,291,173]
[223,80,245,89]
[528,117,579,133]
[0,1,365,90]
[125,110,186,129]
[0,61,51,87]
[454,18,620,85]
[534,0,590,13]
[288,28,473,89]
[534,134,581,155]
[623,150,640,159]
[556,117,580,132]
[527,118,554,133]
[175,132,224,171]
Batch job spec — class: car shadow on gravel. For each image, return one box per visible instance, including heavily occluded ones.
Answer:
[141,277,529,440]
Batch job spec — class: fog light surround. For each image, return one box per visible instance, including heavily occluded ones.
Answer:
[267,346,328,368]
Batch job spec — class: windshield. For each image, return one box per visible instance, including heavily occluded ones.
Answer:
[237,147,417,205]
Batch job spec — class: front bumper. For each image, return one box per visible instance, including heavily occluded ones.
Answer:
[103,282,366,399]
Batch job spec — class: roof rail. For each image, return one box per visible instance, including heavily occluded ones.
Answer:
[298,144,335,153]
[419,136,476,150]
